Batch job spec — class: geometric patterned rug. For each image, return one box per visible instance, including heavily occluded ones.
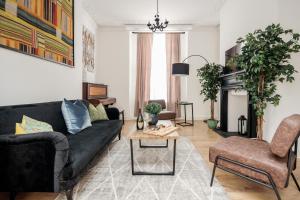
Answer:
[55,137,229,200]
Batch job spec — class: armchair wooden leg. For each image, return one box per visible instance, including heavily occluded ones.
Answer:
[291,172,300,191]
[66,187,74,200]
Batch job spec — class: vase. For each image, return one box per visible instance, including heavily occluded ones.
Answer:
[148,114,159,126]
[207,119,218,129]
[136,109,144,130]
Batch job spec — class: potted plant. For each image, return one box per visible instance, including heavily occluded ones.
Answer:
[236,24,300,140]
[144,102,162,126]
[197,63,222,129]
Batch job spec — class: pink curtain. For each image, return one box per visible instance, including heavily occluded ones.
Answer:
[134,33,153,116]
[166,33,181,117]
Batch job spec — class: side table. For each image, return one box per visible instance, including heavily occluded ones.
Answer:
[176,101,194,126]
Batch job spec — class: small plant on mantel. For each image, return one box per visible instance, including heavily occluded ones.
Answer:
[197,63,222,129]
[236,24,300,140]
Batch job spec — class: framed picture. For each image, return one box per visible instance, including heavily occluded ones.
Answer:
[82,26,95,72]
[0,0,74,67]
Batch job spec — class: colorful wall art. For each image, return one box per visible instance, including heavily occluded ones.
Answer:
[0,0,74,66]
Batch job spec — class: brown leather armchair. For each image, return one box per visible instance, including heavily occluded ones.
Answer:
[209,114,300,200]
[148,100,176,124]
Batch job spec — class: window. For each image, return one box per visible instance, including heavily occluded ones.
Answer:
[150,34,167,101]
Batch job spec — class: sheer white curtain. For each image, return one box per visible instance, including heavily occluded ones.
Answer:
[150,34,167,101]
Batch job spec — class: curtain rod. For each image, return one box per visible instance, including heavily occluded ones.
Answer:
[131,32,185,34]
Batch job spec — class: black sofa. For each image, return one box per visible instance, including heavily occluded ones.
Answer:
[0,101,122,200]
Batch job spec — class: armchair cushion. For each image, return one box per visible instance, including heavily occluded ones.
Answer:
[158,111,176,120]
[270,114,300,158]
[209,136,288,188]
[148,100,166,109]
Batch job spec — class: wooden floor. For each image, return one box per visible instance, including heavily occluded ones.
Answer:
[1,120,299,200]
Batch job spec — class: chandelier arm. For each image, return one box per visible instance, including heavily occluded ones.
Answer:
[147,0,168,32]
[182,55,210,65]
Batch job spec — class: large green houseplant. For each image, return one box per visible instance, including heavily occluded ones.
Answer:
[197,63,222,129]
[237,24,300,140]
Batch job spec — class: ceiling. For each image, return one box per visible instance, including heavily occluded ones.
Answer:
[82,0,227,26]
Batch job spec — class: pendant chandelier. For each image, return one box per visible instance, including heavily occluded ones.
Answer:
[147,0,169,32]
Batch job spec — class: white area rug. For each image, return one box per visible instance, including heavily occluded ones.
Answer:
[56,137,229,200]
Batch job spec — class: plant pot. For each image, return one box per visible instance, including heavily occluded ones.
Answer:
[148,114,159,126]
[207,119,218,129]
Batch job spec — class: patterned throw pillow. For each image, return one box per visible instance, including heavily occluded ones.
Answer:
[15,123,25,134]
[15,115,53,135]
[61,99,92,134]
[88,103,109,122]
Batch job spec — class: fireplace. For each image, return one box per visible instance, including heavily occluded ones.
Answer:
[217,71,257,138]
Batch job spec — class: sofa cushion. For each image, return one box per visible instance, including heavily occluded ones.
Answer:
[61,99,92,134]
[209,136,288,188]
[0,102,67,135]
[16,115,53,134]
[62,120,122,179]
[270,114,300,158]
[158,111,176,120]
[88,104,109,122]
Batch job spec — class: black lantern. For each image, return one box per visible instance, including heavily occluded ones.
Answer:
[238,115,247,135]
[136,109,144,130]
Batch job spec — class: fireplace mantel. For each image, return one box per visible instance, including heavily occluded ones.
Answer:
[218,71,257,138]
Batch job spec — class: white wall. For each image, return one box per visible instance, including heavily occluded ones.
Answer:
[0,0,97,106]
[96,27,130,117]
[220,0,300,147]
[220,0,278,65]
[129,32,137,119]
[264,0,300,142]
[186,26,220,120]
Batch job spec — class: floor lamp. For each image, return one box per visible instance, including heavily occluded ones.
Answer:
[172,55,210,76]
[172,55,211,124]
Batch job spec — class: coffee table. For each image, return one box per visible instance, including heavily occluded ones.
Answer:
[127,120,179,176]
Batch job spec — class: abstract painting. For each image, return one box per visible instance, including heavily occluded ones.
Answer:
[82,26,95,72]
[0,0,74,66]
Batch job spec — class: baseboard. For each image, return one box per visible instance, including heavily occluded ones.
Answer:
[176,116,210,121]
[125,115,210,121]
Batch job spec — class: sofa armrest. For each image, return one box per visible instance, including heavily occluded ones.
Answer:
[0,132,69,192]
[105,107,120,120]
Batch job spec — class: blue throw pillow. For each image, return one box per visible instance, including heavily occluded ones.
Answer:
[61,99,92,134]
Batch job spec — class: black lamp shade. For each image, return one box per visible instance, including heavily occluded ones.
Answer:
[172,63,189,76]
